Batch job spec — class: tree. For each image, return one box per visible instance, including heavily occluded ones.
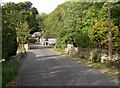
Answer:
[2,1,39,60]
[44,2,98,50]
[38,1,120,52]
[35,13,47,32]
[16,21,29,44]
[17,2,39,34]
[44,4,65,38]
[16,21,29,50]
[2,2,18,60]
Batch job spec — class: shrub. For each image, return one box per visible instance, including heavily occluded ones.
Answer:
[106,59,120,68]
[92,54,98,63]
[90,20,120,51]
[90,49,101,63]
[29,38,37,43]
[55,29,90,51]
[2,38,18,61]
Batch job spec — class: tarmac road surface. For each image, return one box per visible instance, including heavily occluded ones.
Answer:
[17,44,119,86]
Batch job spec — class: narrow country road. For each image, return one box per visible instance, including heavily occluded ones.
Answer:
[17,44,118,86]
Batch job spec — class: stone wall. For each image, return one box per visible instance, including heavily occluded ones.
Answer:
[65,44,120,63]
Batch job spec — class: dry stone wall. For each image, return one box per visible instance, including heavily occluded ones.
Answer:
[65,44,120,64]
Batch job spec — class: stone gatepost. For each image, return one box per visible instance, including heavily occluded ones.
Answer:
[24,44,29,51]
[67,44,74,54]
[74,47,79,54]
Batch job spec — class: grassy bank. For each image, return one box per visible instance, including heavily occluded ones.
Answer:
[2,61,20,86]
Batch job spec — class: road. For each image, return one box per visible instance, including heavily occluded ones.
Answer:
[17,44,118,86]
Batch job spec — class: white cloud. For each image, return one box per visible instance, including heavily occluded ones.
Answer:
[1,0,66,13]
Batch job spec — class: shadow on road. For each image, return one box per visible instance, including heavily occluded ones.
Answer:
[30,45,54,49]
[17,48,118,86]
[18,51,76,86]
[36,54,62,59]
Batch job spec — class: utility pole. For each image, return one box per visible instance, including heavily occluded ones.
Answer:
[108,0,112,61]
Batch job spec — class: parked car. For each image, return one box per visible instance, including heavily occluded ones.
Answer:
[40,38,56,45]
[48,38,56,44]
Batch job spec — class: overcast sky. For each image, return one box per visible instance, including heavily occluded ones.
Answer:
[1,0,66,14]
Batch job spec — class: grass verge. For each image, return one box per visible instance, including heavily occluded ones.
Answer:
[2,61,20,86]
[66,54,119,79]
[53,48,64,54]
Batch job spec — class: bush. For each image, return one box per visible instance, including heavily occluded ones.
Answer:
[55,29,90,51]
[90,20,120,50]
[2,38,18,61]
[90,49,101,63]
[92,54,98,63]
[29,38,37,43]
[106,59,120,68]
